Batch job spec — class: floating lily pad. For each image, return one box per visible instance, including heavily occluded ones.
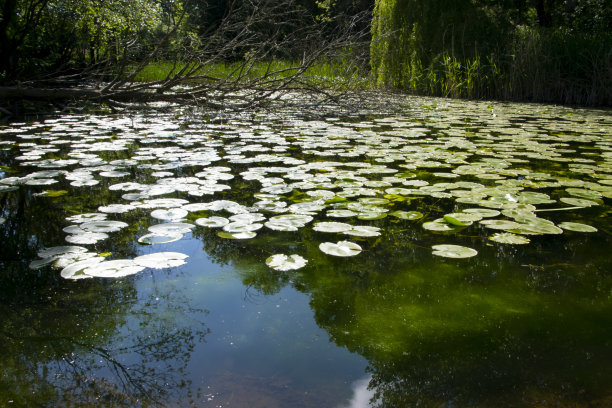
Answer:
[229,213,266,223]
[390,211,423,220]
[423,218,464,232]
[319,241,362,257]
[53,251,98,268]
[98,204,136,214]
[357,212,387,220]
[479,219,522,230]
[462,208,500,218]
[79,220,129,233]
[327,209,357,218]
[38,245,88,259]
[489,232,530,245]
[65,232,109,244]
[138,232,184,245]
[558,222,598,232]
[559,197,600,207]
[223,222,263,233]
[313,222,353,233]
[431,244,478,258]
[265,254,308,271]
[148,222,194,234]
[66,213,108,223]
[195,216,230,228]
[151,208,188,221]
[217,231,257,239]
[344,225,381,237]
[82,260,145,278]
[134,252,189,268]
[60,257,104,280]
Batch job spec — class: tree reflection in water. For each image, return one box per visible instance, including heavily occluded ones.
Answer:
[0,189,209,407]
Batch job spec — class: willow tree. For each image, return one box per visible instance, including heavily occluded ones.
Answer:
[370,0,510,90]
[370,0,612,105]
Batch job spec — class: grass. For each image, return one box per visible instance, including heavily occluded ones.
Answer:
[372,27,612,106]
[131,58,370,90]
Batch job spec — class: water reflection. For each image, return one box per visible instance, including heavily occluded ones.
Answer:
[0,97,611,407]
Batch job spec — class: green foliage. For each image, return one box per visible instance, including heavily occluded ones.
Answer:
[370,0,612,105]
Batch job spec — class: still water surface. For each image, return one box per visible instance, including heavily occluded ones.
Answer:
[0,96,611,407]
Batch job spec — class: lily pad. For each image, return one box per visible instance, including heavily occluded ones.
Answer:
[489,232,530,245]
[138,232,184,245]
[134,252,189,268]
[344,225,381,237]
[558,222,598,232]
[390,211,423,220]
[65,232,109,244]
[151,208,189,221]
[431,244,478,258]
[559,197,599,207]
[60,257,104,280]
[82,260,145,278]
[265,254,308,271]
[80,220,129,233]
[319,241,362,257]
[195,216,230,228]
[423,219,464,232]
[313,222,353,233]
[217,231,257,239]
[148,222,194,234]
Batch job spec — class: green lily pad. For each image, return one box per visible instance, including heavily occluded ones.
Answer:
[489,232,530,245]
[462,208,500,218]
[313,222,353,233]
[138,232,184,245]
[79,220,129,233]
[148,222,195,234]
[195,216,230,228]
[344,226,382,237]
[134,252,189,268]
[82,260,145,278]
[265,254,308,271]
[217,231,257,239]
[390,211,423,220]
[558,222,598,232]
[60,258,103,280]
[431,244,478,258]
[423,218,464,232]
[479,219,522,230]
[319,241,362,257]
[151,208,189,221]
[559,197,600,207]
[41,190,68,197]
[65,232,109,244]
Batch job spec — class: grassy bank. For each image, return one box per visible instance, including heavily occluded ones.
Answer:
[132,58,370,90]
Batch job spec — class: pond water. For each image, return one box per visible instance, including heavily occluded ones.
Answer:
[0,95,611,407]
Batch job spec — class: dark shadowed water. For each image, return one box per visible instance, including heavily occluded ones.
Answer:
[0,96,611,407]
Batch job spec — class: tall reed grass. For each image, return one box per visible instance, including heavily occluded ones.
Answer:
[373,27,612,106]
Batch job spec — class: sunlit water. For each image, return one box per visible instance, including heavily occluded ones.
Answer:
[0,96,611,407]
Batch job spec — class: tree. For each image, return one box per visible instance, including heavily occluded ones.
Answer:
[0,0,372,117]
[370,0,612,105]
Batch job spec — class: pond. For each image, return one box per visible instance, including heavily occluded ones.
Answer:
[0,95,611,407]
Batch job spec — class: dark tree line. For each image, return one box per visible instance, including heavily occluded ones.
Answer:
[0,0,373,116]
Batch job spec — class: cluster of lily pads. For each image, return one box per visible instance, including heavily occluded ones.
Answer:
[1,98,610,275]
